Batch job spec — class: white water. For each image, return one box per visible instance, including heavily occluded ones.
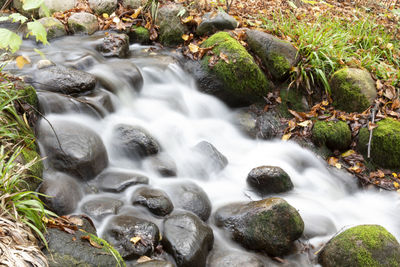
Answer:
[14,35,400,266]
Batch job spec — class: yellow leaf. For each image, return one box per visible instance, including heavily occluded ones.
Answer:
[188,43,199,53]
[181,16,193,24]
[298,120,311,127]
[130,236,141,245]
[16,55,30,69]
[341,149,355,158]
[137,256,152,263]
[282,133,291,141]
[393,173,398,178]
[131,7,142,19]
[182,34,190,41]
[102,13,109,18]
[394,182,399,188]
[335,163,341,169]
[322,100,329,106]
[386,43,393,50]
[328,156,338,166]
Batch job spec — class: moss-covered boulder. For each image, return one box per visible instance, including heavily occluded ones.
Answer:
[247,166,293,195]
[279,87,307,118]
[214,198,304,256]
[38,17,67,40]
[330,68,376,113]
[68,12,99,35]
[20,147,43,191]
[319,225,400,267]
[128,26,150,44]
[358,118,400,169]
[156,3,187,47]
[200,32,272,106]
[312,120,351,151]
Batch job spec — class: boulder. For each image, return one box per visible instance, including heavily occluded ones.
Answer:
[358,118,400,169]
[214,198,304,256]
[89,0,117,15]
[200,32,272,106]
[196,11,238,36]
[162,211,214,267]
[96,170,149,192]
[166,182,212,221]
[103,214,160,259]
[312,120,351,151]
[121,0,146,9]
[68,12,99,35]
[156,3,187,47]
[81,196,123,220]
[319,225,400,267]
[128,26,151,44]
[246,29,298,80]
[143,153,177,177]
[38,17,67,40]
[13,0,76,18]
[330,68,376,112]
[29,65,96,95]
[78,89,115,116]
[37,120,108,180]
[247,166,293,195]
[38,173,82,215]
[131,186,174,217]
[97,33,129,58]
[192,141,228,174]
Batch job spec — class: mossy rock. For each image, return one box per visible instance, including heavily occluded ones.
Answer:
[129,26,150,44]
[15,82,39,110]
[312,120,351,151]
[200,32,272,106]
[279,87,307,118]
[358,118,400,169]
[38,17,66,40]
[330,68,376,113]
[156,4,186,47]
[20,147,43,191]
[319,225,400,267]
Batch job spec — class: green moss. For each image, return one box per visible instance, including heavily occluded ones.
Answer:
[201,32,271,104]
[130,26,150,44]
[312,120,351,151]
[358,118,400,169]
[279,88,306,118]
[20,147,43,191]
[269,52,291,79]
[18,85,38,109]
[159,20,184,47]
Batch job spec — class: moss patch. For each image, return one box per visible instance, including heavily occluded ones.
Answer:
[279,87,306,118]
[269,51,291,80]
[312,120,351,151]
[129,26,150,44]
[18,84,38,109]
[20,147,43,191]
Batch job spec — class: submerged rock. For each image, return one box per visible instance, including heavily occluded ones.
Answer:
[162,211,214,267]
[214,198,304,256]
[318,225,400,267]
[97,33,129,58]
[312,120,351,151]
[143,153,177,177]
[96,61,143,92]
[78,89,115,116]
[96,170,149,192]
[247,166,293,194]
[81,196,123,221]
[68,12,99,35]
[38,17,67,40]
[156,3,187,47]
[192,141,228,174]
[196,11,238,36]
[131,186,174,217]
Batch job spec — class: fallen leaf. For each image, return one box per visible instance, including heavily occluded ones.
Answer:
[341,149,355,158]
[219,52,230,64]
[130,236,141,245]
[131,7,142,19]
[137,256,152,263]
[182,34,190,41]
[394,182,399,188]
[81,235,103,249]
[181,15,193,24]
[282,133,291,141]
[189,43,199,53]
[393,173,398,178]
[298,120,312,127]
[16,55,30,69]
[328,157,338,166]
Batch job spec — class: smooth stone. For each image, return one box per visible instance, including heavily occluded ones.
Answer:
[207,249,266,267]
[40,0,76,17]
[89,0,117,15]
[247,166,294,194]
[156,3,187,47]
[131,186,174,217]
[96,170,149,192]
[81,197,123,220]
[36,59,55,69]
[97,33,129,58]
[38,17,67,40]
[68,12,99,35]
[78,89,115,116]
[196,11,238,35]
[191,141,228,175]
[143,153,177,177]
[121,0,146,9]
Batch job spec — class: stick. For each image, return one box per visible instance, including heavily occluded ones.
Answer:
[367,102,379,158]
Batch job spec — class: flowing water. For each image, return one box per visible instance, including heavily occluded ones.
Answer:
[10,34,400,266]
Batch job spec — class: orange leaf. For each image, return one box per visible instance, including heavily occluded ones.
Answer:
[16,56,30,69]
[281,133,291,141]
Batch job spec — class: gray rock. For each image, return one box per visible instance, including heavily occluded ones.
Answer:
[81,197,123,220]
[97,33,129,58]
[103,214,160,259]
[37,59,55,69]
[134,260,173,267]
[78,89,115,116]
[121,0,146,9]
[192,141,228,174]
[246,29,298,80]
[131,186,174,217]
[214,198,304,256]
[156,3,187,47]
[38,173,82,215]
[162,211,214,267]
[96,170,149,192]
[143,153,177,177]
[13,0,76,18]
[196,11,238,36]
[89,0,117,15]
[37,120,108,180]
[0,12,22,33]
[247,166,294,194]
[37,17,67,40]
[68,12,99,35]
[207,249,266,267]
[29,65,96,95]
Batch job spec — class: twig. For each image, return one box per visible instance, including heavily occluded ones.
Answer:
[1,0,12,11]
[367,102,379,158]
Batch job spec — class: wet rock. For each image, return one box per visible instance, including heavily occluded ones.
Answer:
[29,65,96,95]
[143,153,177,177]
[330,68,376,113]
[111,124,160,159]
[97,33,129,58]
[68,12,99,35]
[96,170,149,192]
[247,166,294,194]
[78,89,115,116]
[246,29,298,80]
[103,214,160,259]
[37,120,108,180]
[318,225,400,267]
[43,215,117,266]
[81,196,123,220]
[89,0,117,15]
[207,249,265,267]
[134,260,173,267]
[97,60,143,92]
[166,182,211,221]
[192,141,228,174]
[162,211,214,267]
[312,120,351,151]
[128,26,150,44]
[197,11,238,36]
[156,3,187,47]
[214,198,304,256]
[200,32,272,106]
[131,186,174,217]
[38,173,82,215]
[38,17,67,40]
[234,108,258,138]
[256,109,284,139]
[122,0,146,9]
[37,59,55,69]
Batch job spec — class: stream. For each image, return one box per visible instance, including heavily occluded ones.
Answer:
[9,33,400,266]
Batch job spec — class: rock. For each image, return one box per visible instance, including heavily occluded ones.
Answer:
[0,12,22,33]
[246,29,298,80]
[131,186,174,217]
[247,166,293,195]
[134,260,173,267]
[81,196,123,220]
[358,118,400,169]
[78,89,115,116]
[330,68,376,112]
[96,170,149,192]
[196,11,238,36]
[214,198,304,256]
[278,87,308,118]
[128,26,151,44]
[312,120,351,151]
[103,214,160,259]
[162,211,214,267]
[200,32,272,106]
[19,146,43,191]
[43,215,118,267]
[96,61,143,92]
[121,0,146,9]
[318,225,400,267]
[37,120,108,180]
[13,0,76,18]
[166,182,211,221]
[89,0,117,15]
[156,3,187,47]
[97,33,129,58]
[111,124,160,159]
[38,17,67,40]
[29,65,96,95]
[207,250,265,267]
[192,141,228,173]
[143,153,177,177]
[68,12,99,35]
[38,173,82,215]
[37,59,55,69]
